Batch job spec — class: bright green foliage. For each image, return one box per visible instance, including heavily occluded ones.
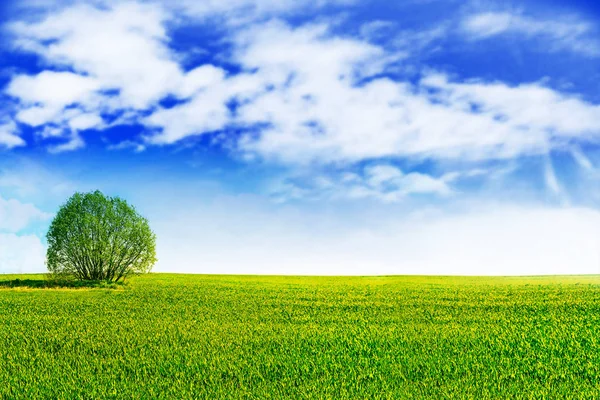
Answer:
[0,274,599,398]
[46,191,156,282]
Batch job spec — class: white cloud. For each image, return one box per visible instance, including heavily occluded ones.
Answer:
[6,71,106,151]
[359,20,396,40]
[463,12,514,38]
[422,74,600,142]
[5,2,184,149]
[10,2,181,109]
[67,113,103,131]
[270,163,452,203]
[143,20,397,147]
[226,22,600,165]
[462,11,600,56]
[0,233,46,274]
[360,165,452,199]
[0,195,51,232]
[400,173,452,196]
[49,134,85,153]
[7,2,600,164]
[15,106,61,127]
[0,121,25,148]
[176,65,227,99]
[365,164,403,187]
[4,0,600,182]
[144,65,232,144]
[134,18,600,171]
[230,22,406,162]
[7,71,100,112]
[6,2,276,149]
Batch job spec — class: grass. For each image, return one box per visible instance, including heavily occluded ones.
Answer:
[0,273,599,399]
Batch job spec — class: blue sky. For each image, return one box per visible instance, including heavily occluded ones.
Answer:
[1,0,600,275]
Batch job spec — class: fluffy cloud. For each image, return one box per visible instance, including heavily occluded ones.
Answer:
[6,2,182,149]
[144,20,389,146]
[7,1,600,165]
[228,22,600,164]
[0,195,51,232]
[10,2,180,109]
[0,121,25,148]
[270,163,452,202]
[7,71,103,150]
[144,65,233,144]
[0,233,46,274]
[7,71,100,118]
[462,11,600,56]
[418,74,600,156]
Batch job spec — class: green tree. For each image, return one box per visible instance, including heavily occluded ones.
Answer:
[46,190,156,282]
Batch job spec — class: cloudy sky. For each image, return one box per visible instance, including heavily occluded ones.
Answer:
[1,0,600,275]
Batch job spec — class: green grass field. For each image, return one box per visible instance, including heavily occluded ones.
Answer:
[0,274,599,399]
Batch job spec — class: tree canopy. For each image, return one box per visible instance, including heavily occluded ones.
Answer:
[46,190,156,281]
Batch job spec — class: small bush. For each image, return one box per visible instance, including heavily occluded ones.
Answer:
[46,190,156,282]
